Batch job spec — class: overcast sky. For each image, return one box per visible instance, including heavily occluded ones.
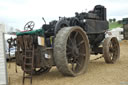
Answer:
[0,0,128,31]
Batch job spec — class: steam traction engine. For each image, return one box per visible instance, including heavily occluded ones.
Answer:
[15,5,120,84]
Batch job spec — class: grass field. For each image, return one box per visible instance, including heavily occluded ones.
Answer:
[109,22,123,30]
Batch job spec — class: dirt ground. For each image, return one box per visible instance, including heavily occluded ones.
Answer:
[7,40,128,85]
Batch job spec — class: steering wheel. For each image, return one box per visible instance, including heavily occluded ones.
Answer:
[24,21,35,31]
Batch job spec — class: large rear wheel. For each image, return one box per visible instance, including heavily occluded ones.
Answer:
[54,26,90,76]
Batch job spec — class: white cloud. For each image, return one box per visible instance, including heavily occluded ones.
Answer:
[0,0,128,30]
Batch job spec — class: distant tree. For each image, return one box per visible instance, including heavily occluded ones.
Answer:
[117,20,122,24]
[109,19,112,23]
[113,18,116,22]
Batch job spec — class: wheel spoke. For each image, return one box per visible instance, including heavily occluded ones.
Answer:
[30,26,33,28]
[28,22,31,25]
[77,40,84,47]
[67,44,72,49]
[67,51,72,55]
[30,22,34,25]
[71,63,75,71]
[111,54,114,60]
[76,60,81,67]
[74,32,78,40]
[109,52,113,58]
[69,35,73,46]
[79,53,86,56]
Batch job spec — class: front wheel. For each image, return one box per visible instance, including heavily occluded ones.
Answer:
[54,26,90,76]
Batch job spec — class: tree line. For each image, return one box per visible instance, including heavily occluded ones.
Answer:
[109,18,122,24]
[109,18,116,22]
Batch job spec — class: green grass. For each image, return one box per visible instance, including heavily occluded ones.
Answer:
[109,22,123,30]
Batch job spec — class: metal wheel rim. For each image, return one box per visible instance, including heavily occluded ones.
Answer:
[108,38,120,61]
